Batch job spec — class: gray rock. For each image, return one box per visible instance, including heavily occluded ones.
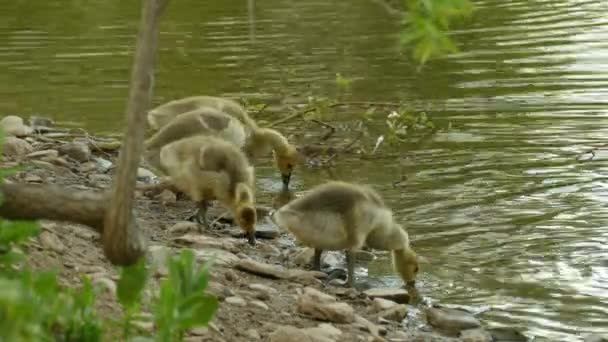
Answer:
[157,189,177,206]
[58,142,91,162]
[173,234,236,251]
[89,174,112,183]
[1,115,32,137]
[293,247,315,266]
[426,307,481,333]
[29,115,54,128]
[377,304,407,322]
[137,167,157,182]
[92,276,117,296]
[248,283,278,300]
[193,248,240,267]
[363,288,410,304]
[245,329,261,340]
[488,328,528,341]
[236,259,289,279]
[146,245,172,277]
[372,298,399,312]
[225,296,247,306]
[224,269,238,282]
[93,157,113,173]
[3,137,33,157]
[303,323,342,342]
[255,218,280,239]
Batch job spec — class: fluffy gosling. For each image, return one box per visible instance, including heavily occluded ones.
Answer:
[159,135,257,245]
[273,181,418,287]
[147,95,299,189]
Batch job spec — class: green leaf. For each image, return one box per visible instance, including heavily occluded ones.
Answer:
[117,258,148,310]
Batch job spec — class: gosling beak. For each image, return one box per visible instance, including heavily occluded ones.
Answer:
[281,173,291,189]
[247,231,256,246]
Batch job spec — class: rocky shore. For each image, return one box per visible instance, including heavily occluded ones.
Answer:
[0,114,534,342]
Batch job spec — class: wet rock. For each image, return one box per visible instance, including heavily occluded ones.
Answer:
[354,250,375,262]
[378,304,407,322]
[39,231,66,254]
[58,142,91,162]
[363,288,410,304]
[158,189,177,206]
[460,328,492,342]
[93,157,113,173]
[80,161,98,173]
[488,328,528,341]
[146,245,172,277]
[236,259,289,279]
[225,296,247,306]
[137,167,157,182]
[26,149,59,160]
[297,287,355,323]
[250,300,269,310]
[1,115,32,137]
[426,307,481,333]
[3,137,33,157]
[245,329,261,340]
[269,326,312,342]
[248,283,278,300]
[255,219,280,239]
[168,222,200,236]
[193,248,240,267]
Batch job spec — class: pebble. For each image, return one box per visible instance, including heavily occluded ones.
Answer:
[378,304,407,322]
[245,329,261,340]
[225,296,247,306]
[363,288,410,304]
[29,115,54,128]
[224,269,238,281]
[146,245,172,277]
[248,283,278,301]
[158,189,177,206]
[372,298,400,312]
[38,231,66,254]
[250,300,269,310]
[26,149,59,160]
[297,287,355,323]
[3,137,33,157]
[269,326,311,342]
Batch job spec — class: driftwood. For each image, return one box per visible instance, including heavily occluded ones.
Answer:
[103,0,169,265]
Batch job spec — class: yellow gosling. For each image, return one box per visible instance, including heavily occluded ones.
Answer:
[148,95,300,189]
[273,181,418,287]
[160,135,257,245]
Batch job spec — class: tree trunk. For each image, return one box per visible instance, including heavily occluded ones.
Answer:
[103,0,170,265]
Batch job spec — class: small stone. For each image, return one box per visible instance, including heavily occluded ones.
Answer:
[303,324,342,342]
[146,245,172,277]
[378,304,407,322]
[248,283,278,300]
[92,276,117,296]
[89,174,112,183]
[426,307,481,333]
[250,300,269,310]
[132,320,154,333]
[245,329,261,340]
[24,174,43,183]
[225,296,247,306]
[189,327,209,336]
[1,115,32,137]
[93,157,113,172]
[363,288,410,304]
[460,328,492,342]
[297,287,354,323]
[168,222,200,236]
[293,247,315,266]
[372,298,399,312]
[224,269,238,281]
[158,189,177,206]
[173,234,236,251]
[235,259,289,279]
[255,218,280,239]
[38,231,66,254]
[58,142,91,162]
[137,167,157,182]
[354,315,385,339]
[26,149,59,160]
[3,137,33,157]
[259,243,282,256]
[269,326,312,342]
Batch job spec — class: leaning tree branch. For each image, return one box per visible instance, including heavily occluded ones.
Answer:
[103,0,170,266]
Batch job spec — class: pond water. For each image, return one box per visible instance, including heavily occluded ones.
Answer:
[2,0,608,340]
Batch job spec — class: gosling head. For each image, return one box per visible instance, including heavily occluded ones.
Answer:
[274,144,299,190]
[234,183,257,245]
[236,205,257,245]
[392,248,419,287]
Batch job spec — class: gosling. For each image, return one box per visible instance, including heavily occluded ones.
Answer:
[159,135,257,245]
[272,181,419,288]
[148,95,299,189]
